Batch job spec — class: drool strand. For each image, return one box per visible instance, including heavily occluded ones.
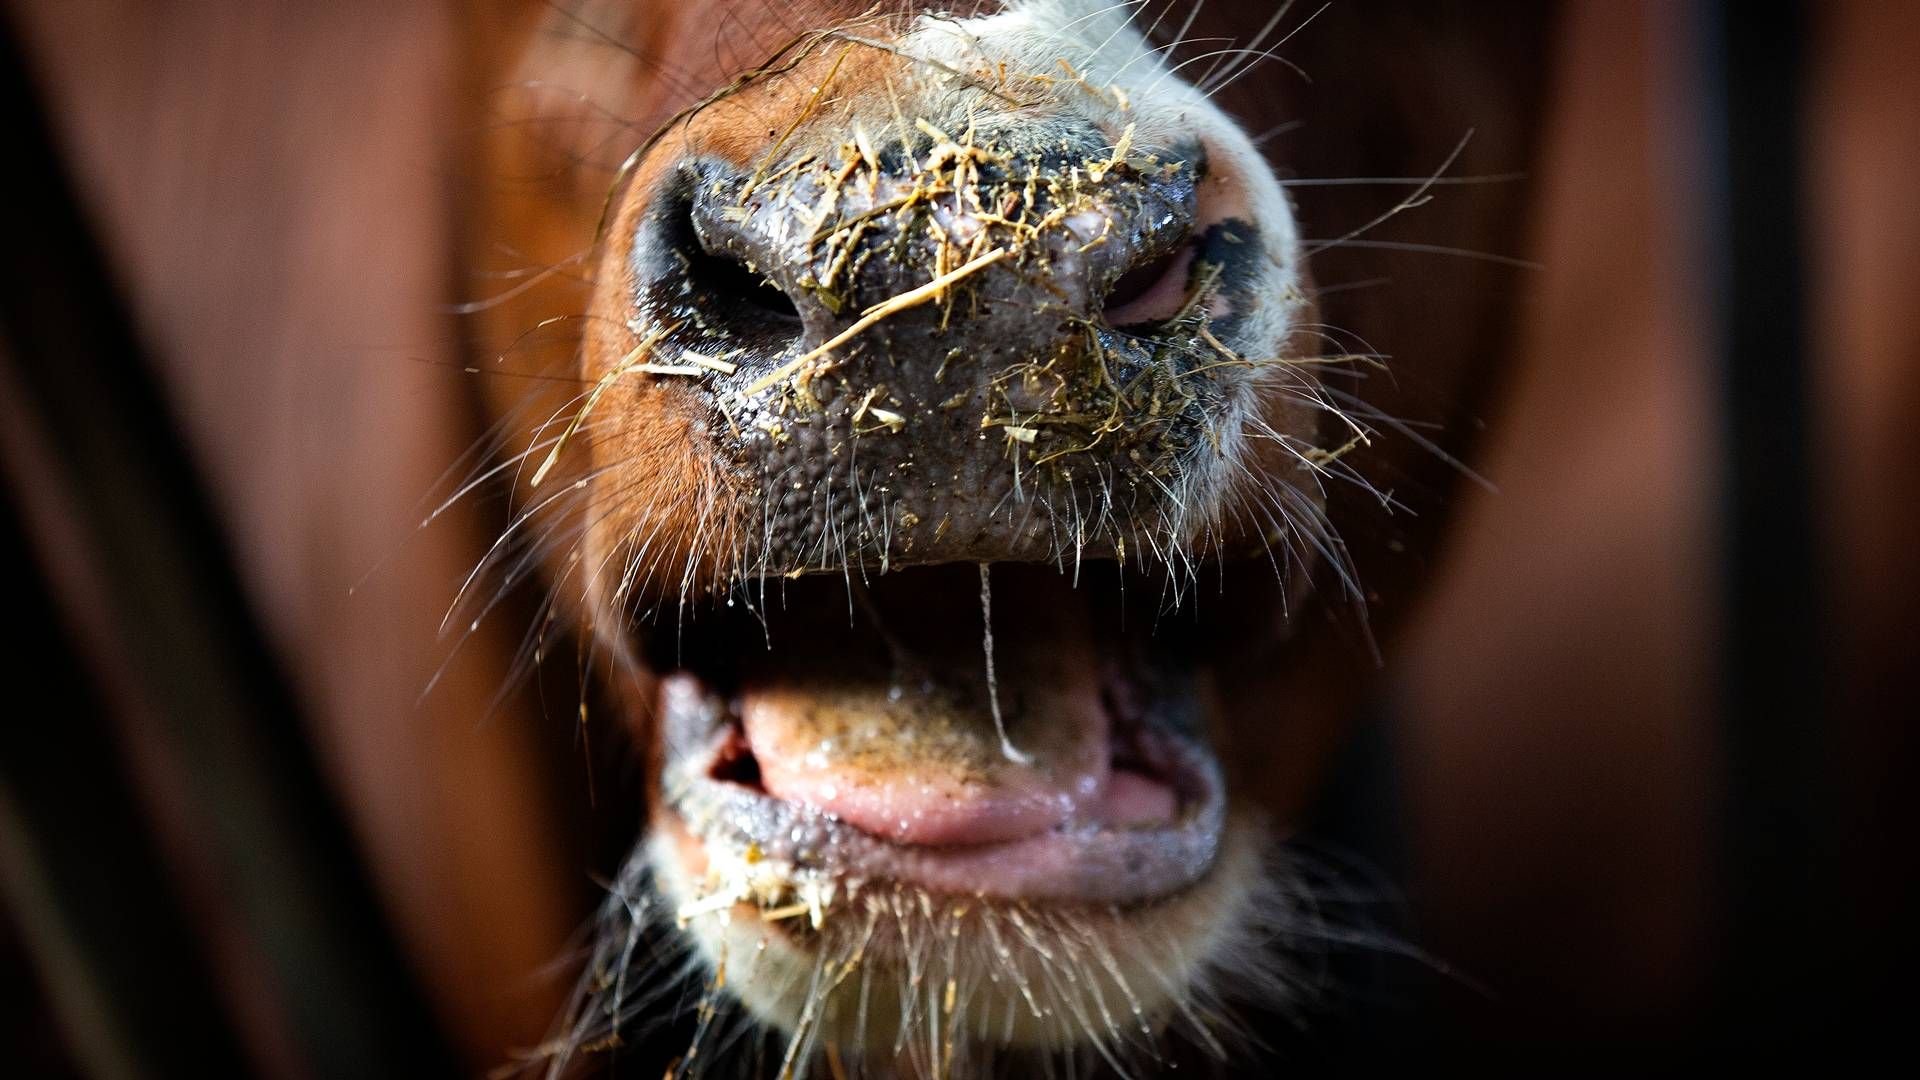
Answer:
[978,563,1032,765]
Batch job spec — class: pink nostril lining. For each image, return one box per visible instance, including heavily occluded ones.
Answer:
[1103,241,1198,327]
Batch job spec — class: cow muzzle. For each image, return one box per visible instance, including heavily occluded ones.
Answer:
[626,125,1256,573]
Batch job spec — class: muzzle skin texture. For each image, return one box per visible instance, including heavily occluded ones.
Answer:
[637,138,1234,572]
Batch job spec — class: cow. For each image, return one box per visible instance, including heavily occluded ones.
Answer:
[72,1,1920,1077]
[461,2,1559,1074]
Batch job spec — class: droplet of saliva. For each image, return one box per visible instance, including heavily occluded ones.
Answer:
[979,564,1032,765]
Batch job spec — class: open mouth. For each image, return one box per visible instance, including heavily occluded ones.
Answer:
[650,562,1251,912]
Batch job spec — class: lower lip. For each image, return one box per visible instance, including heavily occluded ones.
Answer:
[659,678,1228,905]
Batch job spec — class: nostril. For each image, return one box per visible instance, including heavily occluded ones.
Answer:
[686,245,799,320]
[1102,240,1198,328]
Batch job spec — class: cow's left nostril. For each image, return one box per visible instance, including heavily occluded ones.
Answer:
[1102,240,1198,328]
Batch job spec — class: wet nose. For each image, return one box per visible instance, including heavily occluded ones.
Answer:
[671,128,1198,379]
[690,136,1194,331]
[628,129,1206,568]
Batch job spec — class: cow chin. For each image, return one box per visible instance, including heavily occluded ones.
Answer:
[652,815,1270,1062]
[526,0,1341,1073]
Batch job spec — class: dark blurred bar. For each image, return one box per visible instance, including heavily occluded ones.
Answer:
[0,12,457,1077]
[1697,0,1834,1054]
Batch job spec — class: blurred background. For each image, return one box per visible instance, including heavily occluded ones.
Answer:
[2,1,1914,1076]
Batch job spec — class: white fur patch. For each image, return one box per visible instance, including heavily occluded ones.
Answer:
[902,0,1304,322]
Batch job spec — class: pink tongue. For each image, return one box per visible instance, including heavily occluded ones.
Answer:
[739,667,1114,846]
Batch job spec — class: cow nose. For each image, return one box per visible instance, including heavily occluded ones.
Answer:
[677,132,1198,350]
[627,132,1205,567]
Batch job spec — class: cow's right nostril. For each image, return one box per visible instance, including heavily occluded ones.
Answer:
[632,161,806,347]
[684,246,798,321]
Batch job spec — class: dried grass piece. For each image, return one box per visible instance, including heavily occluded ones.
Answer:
[529,326,672,488]
[680,349,742,375]
[740,43,855,204]
[743,246,1011,397]
[864,407,907,433]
